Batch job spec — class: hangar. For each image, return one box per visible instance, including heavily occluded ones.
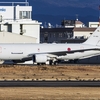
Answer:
[0,31,36,43]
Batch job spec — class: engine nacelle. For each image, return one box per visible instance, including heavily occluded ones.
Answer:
[32,54,48,63]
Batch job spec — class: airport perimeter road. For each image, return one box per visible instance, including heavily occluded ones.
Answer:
[0,81,100,87]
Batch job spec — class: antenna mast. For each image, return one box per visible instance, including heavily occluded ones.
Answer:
[25,0,28,6]
[76,14,78,21]
[99,5,100,26]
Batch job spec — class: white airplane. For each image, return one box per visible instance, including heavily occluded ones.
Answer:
[1,26,100,65]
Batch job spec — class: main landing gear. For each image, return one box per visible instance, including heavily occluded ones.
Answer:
[36,60,59,66]
[49,60,58,65]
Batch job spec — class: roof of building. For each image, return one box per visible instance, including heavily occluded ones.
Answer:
[73,27,96,31]
[40,28,74,32]
[0,31,36,43]
[75,20,83,24]
[61,39,87,43]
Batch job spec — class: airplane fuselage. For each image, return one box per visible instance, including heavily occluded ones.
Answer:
[0,43,99,61]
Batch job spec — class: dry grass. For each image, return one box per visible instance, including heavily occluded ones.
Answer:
[0,65,99,80]
[0,65,100,100]
[0,87,100,100]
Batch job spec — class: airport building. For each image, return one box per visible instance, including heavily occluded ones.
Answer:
[89,22,99,28]
[40,19,96,43]
[0,1,41,43]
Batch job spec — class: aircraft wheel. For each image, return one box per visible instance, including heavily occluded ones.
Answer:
[49,60,53,65]
[41,63,46,65]
[54,61,58,65]
[37,63,41,65]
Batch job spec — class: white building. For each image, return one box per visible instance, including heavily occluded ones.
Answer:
[75,20,85,28]
[73,28,96,39]
[0,1,41,43]
[73,20,97,39]
[89,22,99,28]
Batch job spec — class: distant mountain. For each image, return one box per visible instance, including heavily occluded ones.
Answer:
[40,0,99,9]
[30,0,99,15]
[0,0,99,25]
[30,0,99,25]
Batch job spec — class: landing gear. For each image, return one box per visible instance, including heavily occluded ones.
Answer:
[49,60,53,65]
[37,63,41,65]
[49,60,58,65]
[54,61,58,65]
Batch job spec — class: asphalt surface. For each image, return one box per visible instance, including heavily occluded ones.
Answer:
[0,80,100,87]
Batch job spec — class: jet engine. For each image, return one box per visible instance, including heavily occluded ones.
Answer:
[32,54,48,63]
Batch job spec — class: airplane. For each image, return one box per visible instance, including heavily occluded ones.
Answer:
[1,26,100,65]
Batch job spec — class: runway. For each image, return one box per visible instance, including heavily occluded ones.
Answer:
[0,80,100,87]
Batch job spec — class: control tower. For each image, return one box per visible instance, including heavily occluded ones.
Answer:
[0,1,41,43]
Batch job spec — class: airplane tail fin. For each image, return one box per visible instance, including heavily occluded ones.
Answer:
[83,26,100,46]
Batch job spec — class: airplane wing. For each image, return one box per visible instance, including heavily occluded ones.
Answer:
[49,48,100,56]
[27,48,100,57]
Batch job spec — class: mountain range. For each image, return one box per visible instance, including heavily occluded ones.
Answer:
[30,0,100,26]
[0,0,100,26]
